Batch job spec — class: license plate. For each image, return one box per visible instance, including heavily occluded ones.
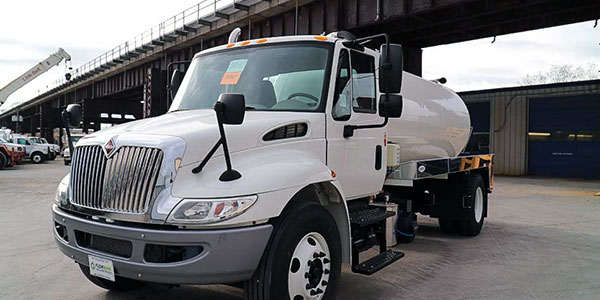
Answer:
[88,255,115,282]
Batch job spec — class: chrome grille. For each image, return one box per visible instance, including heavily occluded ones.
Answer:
[70,145,164,214]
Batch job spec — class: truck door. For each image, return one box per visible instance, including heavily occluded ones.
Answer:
[17,138,31,155]
[326,48,386,199]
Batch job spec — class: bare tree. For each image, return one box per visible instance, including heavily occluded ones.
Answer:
[519,63,599,85]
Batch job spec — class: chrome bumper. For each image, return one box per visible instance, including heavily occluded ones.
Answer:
[52,204,272,284]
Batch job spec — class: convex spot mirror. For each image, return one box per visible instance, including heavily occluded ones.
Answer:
[65,104,82,127]
[379,44,403,94]
[215,93,245,125]
[379,94,403,118]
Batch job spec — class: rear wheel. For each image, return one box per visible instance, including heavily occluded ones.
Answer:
[459,174,486,236]
[78,264,146,291]
[31,152,44,164]
[438,218,459,234]
[244,201,341,300]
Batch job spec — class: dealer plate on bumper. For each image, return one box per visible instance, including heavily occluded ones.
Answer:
[88,255,115,282]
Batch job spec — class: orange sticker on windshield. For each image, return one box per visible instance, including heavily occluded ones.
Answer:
[220,71,242,85]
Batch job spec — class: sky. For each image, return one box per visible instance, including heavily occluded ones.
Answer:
[422,20,600,92]
[1,1,599,112]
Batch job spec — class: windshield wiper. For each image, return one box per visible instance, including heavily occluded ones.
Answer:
[245,106,256,110]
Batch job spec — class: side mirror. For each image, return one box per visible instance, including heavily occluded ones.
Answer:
[65,104,82,127]
[379,94,403,118]
[215,93,245,125]
[169,69,182,100]
[379,44,403,94]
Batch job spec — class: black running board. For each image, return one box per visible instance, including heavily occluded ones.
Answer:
[352,250,405,275]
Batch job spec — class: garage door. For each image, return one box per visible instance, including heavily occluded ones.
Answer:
[528,95,600,179]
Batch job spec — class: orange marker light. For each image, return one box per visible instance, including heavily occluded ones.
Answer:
[257,38,267,44]
[241,41,251,46]
[314,36,328,41]
[226,43,235,48]
[331,170,336,178]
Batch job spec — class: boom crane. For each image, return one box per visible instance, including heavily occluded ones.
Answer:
[0,48,71,106]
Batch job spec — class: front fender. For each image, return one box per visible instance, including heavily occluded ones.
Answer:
[169,142,336,227]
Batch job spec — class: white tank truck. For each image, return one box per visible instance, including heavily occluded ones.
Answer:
[53,30,493,300]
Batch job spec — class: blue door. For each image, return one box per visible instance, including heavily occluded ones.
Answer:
[464,102,490,155]
[528,95,600,179]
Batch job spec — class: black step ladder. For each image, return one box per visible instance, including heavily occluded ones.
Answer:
[350,206,405,275]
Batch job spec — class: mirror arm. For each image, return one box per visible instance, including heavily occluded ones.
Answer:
[343,117,389,138]
[192,102,242,181]
[192,138,223,174]
[61,111,75,159]
[355,33,391,66]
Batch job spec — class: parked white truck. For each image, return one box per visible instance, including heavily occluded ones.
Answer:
[13,134,52,163]
[53,31,493,300]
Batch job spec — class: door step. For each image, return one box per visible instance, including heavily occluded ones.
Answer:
[350,208,395,227]
[352,250,405,275]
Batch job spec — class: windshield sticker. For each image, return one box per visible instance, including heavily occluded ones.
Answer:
[220,59,248,85]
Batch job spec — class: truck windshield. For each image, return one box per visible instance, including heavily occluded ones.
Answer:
[170,43,332,112]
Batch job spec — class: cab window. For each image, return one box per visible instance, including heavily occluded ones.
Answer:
[332,50,351,120]
[351,51,376,113]
[17,139,29,145]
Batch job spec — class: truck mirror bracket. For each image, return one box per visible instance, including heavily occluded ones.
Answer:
[343,117,389,138]
[192,100,242,182]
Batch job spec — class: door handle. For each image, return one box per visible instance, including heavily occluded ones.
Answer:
[375,145,382,170]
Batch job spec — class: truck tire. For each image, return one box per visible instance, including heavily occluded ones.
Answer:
[31,152,44,164]
[458,174,486,236]
[0,152,6,170]
[244,201,342,300]
[438,218,459,234]
[78,264,145,291]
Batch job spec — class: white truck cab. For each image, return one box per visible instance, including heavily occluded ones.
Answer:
[53,32,493,300]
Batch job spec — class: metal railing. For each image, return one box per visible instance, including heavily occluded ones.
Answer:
[44,0,251,97]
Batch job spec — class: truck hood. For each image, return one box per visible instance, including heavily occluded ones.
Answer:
[79,109,323,167]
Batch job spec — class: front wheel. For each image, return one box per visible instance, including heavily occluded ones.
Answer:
[245,202,342,300]
[31,153,44,164]
[78,264,145,291]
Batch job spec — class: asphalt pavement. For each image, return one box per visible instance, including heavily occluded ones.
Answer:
[1,159,599,300]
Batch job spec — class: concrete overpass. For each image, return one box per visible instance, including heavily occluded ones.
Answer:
[0,0,597,145]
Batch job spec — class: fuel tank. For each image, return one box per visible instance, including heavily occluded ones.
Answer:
[387,72,471,163]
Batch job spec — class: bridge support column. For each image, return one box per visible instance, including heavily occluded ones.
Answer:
[403,46,422,77]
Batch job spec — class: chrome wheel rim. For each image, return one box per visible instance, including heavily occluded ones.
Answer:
[288,232,331,300]
[474,186,483,223]
[33,155,42,163]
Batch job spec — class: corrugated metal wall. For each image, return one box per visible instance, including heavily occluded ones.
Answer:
[460,80,600,176]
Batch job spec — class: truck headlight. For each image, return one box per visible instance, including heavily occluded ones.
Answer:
[167,195,257,224]
[55,173,70,206]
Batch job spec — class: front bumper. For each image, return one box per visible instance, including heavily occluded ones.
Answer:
[52,204,272,284]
